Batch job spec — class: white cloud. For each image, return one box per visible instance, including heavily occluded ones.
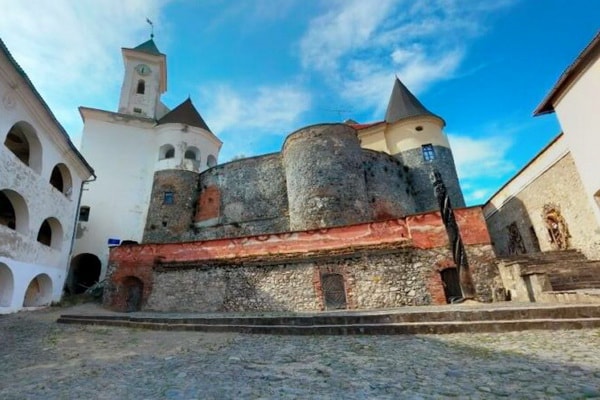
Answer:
[0,0,169,140]
[198,83,312,161]
[448,131,517,205]
[299,0,514,116]
[449,134,515,181]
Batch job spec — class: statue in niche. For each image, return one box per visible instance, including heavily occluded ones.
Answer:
[506,222,527,255]
[542,204,570,250]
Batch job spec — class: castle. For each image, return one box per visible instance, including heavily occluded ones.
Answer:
[87,38,498,313]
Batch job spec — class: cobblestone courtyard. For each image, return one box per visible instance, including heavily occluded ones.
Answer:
[1,304,600,399]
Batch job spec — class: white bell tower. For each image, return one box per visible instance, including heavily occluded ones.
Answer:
[117,38,167,119]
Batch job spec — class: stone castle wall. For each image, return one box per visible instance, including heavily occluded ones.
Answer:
[191,153,290,240]
[144,123,465,244]
[362,149,416,219]
[398,145,465,212]
[486,152,600,259]
[105,207,500,313]
[143,170,198,243]
[282,124,372,230]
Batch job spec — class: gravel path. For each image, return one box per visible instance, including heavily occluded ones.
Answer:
[1,304,600,399]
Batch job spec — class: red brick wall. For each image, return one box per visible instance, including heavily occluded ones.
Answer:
[106,206,493,311]
[194,185,221,223]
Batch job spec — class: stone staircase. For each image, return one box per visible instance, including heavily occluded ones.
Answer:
[57,303,600,335]
[498,250,600,303]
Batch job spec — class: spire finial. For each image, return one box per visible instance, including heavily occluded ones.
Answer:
[146,17,154,39]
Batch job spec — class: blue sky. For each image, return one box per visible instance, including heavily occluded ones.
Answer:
[1,0,598,205]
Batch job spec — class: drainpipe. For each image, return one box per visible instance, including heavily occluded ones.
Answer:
[64,173,97,293]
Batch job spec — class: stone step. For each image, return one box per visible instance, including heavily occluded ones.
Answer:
[59,304,600,325]
[56,315,600,335]
[57,304,600,334]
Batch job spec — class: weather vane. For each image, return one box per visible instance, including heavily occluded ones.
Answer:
[146,17,154,39]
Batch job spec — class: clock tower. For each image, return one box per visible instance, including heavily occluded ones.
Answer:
[117,38,167,119]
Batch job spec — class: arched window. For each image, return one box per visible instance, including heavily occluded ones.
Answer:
[0,189,28,234]
[23,274,53,307]
[137,80,145,94]
[0,263,14,307]
[36,217,63,250]
[37,220,52,246]
[184,146,200,160]
[49,163,73,198]
[159,144,175,160]
[207,154,217,167]
[3,121,42,173]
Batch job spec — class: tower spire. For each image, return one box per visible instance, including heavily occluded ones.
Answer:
[146,17,154,39]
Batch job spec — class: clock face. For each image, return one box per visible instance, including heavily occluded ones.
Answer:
[135,63,152,76]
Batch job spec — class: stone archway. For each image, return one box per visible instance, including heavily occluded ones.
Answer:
[23,274,53,307]
[121,276,144,312]
[0,263,14,307]
[68,253,101,294]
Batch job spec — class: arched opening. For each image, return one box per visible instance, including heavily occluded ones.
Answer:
[121,276,144,312]
[0,189,29,234]
[159,144,175,160]
[321,273,347,310]
[49,163,73,197]
[23,273,53,307]
[0,191,16,230]
[184,146,199,160]
[136,80,145,94]
[37,220,52,246]
[0,263,14,307]
[36,217,63,250]
[207,154,217,167]
[3,121,42,173]
[440,267,462,303]
[67,253,101,294]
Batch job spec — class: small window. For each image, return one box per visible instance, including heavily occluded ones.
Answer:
[415,126,423,132]
[422,144,435,161]
[133,107,142,114]
[79,206,90,222]
[136,80,145,94]
[163,191,174,205]
[185,150,196,160]
[165,148,175,159]
[207,155,217,167]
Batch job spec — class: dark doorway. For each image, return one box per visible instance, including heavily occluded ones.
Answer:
[0,192,16,229]
[122,276,143,312]
[68,253,101,294]
[321,273,347,310]
[441,268,462,303]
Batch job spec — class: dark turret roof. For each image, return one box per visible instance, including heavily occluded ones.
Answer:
[133,39,162,56]
[385,77,442,123]
[157,98,211,132]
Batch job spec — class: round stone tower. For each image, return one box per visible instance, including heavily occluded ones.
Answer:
[383,78,464,212]
[282,123,372,231]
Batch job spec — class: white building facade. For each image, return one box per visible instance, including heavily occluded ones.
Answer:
[71,38,221,290]
[534,31,600,236]
[0,39,94,313]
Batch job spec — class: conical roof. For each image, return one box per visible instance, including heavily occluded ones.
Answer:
[157,98,212,132]
[384,78,442,123]
[133,38,162,56]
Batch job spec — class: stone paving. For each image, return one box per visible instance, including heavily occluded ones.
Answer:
[1,304,600,399]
